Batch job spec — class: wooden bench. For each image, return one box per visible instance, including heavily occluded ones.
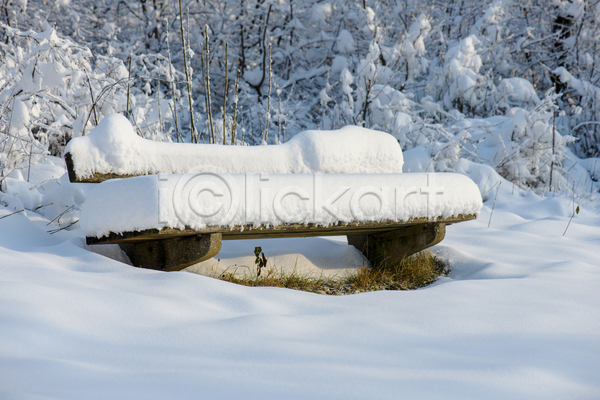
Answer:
[71,169,480,272]
[65,116,481,272]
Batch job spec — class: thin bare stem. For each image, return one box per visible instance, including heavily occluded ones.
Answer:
[278,94,282,143]
[179,0,197,143]
[48,220,78,234]
[241,84,254,139]
[231,69,240,145]
[249,4,272,97]
[165,20,182,142]
[240,105,245,143]
[157,82,163,135]
[126,55,132,120]
[46,205,75,226]
[0,209,24,220]
[550,108,556,191]
[205,25,215,144]
[264,43,272,142]
[563,182,579,236]
[488,181,501,228]
[2,97,16,154]
[282,114,286,142]
[82,79,128,137]
[27,138,33,182]
[85,72,98,125]
[200,42,208,142]
[223,42,228,145]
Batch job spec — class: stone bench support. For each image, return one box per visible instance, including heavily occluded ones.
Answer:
[93,219,462,271]
[347,223,445,267]
[118,233,222,272]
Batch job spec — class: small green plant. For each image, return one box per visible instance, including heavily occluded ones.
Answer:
[254,246,267,278]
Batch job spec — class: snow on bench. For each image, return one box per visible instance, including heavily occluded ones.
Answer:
[69,114,482,271]
[65,114,404,182]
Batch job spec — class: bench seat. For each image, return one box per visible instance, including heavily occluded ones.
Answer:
[79,172,482,271]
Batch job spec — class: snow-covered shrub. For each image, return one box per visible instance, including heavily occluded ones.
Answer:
[462,93,576,192]
[0,22,188,183]
[0,97,47,176]
[384,14,431,87]
[553,67,600,157]
[4,0,596,153]
[495,78,541,110]
[435,35,496,116]
[0,23,128,164]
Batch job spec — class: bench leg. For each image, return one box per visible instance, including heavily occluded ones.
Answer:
[347,223,445,268]
[118,233,222,272]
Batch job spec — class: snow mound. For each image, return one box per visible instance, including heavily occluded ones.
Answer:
[80,172,482,238]
[65,114,404,178]
[497,77,541,107]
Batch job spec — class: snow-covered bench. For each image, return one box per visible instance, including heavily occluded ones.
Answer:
[67,114,482,271]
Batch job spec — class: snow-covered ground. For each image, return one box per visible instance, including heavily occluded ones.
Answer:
[3,2,600,397]
[1,158,599,399]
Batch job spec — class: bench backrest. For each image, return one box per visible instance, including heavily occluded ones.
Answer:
[65,114,404,182]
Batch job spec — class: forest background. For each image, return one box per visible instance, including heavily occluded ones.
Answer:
[1,0,600,211]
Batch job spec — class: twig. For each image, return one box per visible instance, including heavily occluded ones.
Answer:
[282,114,286,142]
[264,43,272,142]
[240,105,245,143]
[85,71,98,125]
[82,79,128,136]
[27,137,33,182]
[549,107,556,191]
[278,94,282,143]
[571,121,600,131]
[179,0,198,143]
[200,42,208,142]
[205,25,215,143]
[563,182,579,236]
[126,55,132,119]
[46,205,75,226]
[165,19,182,142]
[223,42,228,145]
[249,4,272,97]
[241,84,254,139]
[48,220,78,234]
[34,203,51,211]
[132,117,145,137]
[157,81,163,135]
[2,97,16,155]
[0,209,24,220]
[488,181,501,228]
[37,92,76,118]
[231,68,240,145]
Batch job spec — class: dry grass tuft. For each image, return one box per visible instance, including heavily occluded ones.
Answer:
[214,250,449,295]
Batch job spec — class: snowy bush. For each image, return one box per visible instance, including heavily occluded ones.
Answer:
[0,22,188,181]
[494,96,575,191]
[0,23,129,172]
